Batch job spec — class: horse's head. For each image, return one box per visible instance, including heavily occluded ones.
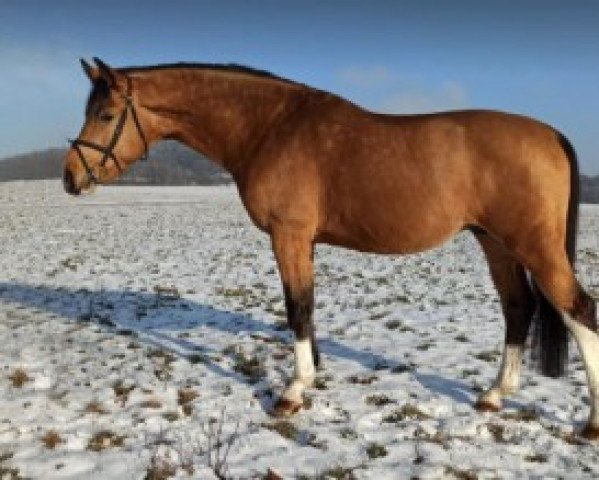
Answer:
[64,58,149,195]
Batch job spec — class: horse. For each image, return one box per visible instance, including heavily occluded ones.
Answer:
[64,58,597,437]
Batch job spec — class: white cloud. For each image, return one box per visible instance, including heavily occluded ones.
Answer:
[378,81,468,114]
[337,66,395,87]
[336,65,468,114]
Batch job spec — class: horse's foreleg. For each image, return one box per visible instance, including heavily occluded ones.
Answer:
[270,228,316,416]
[474,234,535,411]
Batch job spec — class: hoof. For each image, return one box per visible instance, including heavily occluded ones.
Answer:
[580,424,599,440]
[474,400,501,413]
[271,397,302,417]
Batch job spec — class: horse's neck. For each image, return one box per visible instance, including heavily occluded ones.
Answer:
[135,69,309,176]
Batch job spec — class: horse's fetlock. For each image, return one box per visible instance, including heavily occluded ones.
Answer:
[297,374,315,388]
[476,388,503,410]
[499,384,518,396]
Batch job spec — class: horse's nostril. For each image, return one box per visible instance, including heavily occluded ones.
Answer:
[63,169,80,195]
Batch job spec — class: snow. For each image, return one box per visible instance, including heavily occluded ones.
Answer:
[0,180,598,479]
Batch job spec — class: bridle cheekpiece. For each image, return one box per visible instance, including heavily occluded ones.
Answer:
[68,75,148,185]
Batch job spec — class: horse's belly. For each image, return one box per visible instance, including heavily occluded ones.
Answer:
[317,210,462,254]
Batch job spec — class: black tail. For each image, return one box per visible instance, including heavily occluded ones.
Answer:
[530,132,579,378]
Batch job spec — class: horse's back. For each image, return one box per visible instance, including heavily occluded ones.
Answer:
[312,108,571,253]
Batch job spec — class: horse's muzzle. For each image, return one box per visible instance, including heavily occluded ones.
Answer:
[63,168,81,196]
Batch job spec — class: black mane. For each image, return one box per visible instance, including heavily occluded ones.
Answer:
[119,62,300,86]
[84,62,306,116]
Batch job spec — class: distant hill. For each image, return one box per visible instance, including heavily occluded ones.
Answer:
[0,147,66,182]
[0,141,231,186]
[581,175,599,204]
[0,145,598,203]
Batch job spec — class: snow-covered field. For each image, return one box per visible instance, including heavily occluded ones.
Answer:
[0,180,598,479]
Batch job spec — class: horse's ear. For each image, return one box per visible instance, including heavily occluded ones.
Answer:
[80,58,99,82]
[92,57,118,88]
[92,57,130,95]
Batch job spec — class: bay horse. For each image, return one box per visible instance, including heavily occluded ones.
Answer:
[64,58,598,437]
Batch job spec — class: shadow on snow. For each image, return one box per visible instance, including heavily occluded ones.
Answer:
[0,281,481,408]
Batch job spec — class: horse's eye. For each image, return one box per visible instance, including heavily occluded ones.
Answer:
[98,112,114,122]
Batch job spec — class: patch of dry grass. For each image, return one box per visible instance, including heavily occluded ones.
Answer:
[41,430,64,449]
[232,354,266,384]
[0,451,23,480]
[366,442,387,459]
[365,394,395,407]
[384,319,402,330]
[162,411,180,422]
[112,380,136,406]
[147,349,177,364]
[316,465,358,479]
[499,408,539,422]
[486,423,506,443]
[148,349,176,381]
[313,374,333,390]
[382,404,431,423]
[339,427,358,440]
[144,451,178,480]
[444,465,478,480]
[177,388,198,416]
[413,425,451,448]
[87,430,126,452]
[177,388,199,406]
[524,453,548,463]
[346,374,378,385]
[153,285,180,298]
[8,368,31,388]
[265,468,284,480]
[544,425,586,445]
[140,398,163,409]
[474,350,501,362]
[263,420,298,441]
[84,400,108,415]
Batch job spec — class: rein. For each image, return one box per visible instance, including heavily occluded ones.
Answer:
[68,76,148,184]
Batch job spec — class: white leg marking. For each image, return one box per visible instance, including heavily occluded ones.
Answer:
[497,344,523,394]
[562,312,599,428]
[281,339,315,403]
[478,344,523,408]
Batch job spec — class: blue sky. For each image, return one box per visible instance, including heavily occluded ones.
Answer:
[1,1,598,173]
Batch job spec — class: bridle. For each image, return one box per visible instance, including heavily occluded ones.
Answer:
[68,76,148,185]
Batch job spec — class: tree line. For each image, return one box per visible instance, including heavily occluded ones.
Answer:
[0,144,598,203]
[581,175,599,204]
[0,142,231,186]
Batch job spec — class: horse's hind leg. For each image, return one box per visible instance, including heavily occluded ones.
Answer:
[270,227,317,417]
[474,234,536,411]
[527,253,599,437]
